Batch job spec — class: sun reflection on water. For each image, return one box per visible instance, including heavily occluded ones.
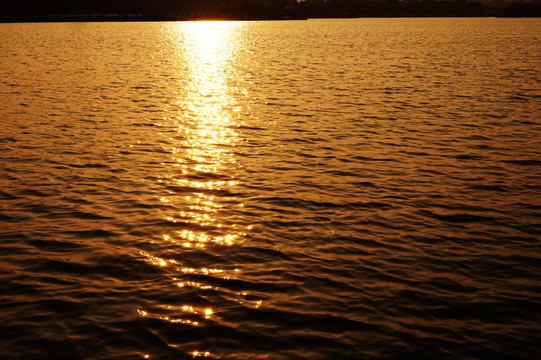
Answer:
[138,22,259,357]
[159,21,252,252]
[177,21,242,178]
[192,350,212,358]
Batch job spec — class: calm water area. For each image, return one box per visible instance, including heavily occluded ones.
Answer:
[1,18,540,359]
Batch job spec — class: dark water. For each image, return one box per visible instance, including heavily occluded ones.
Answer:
[1,19,540,359]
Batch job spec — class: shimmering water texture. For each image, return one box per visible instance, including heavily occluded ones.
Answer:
[1,19,541,359]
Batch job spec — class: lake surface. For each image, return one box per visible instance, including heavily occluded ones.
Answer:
[1,18,540,359]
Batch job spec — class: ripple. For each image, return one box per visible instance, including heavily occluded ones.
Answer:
[1,18,541,360]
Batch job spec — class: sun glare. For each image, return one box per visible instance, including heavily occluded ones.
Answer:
[137,23,256,355]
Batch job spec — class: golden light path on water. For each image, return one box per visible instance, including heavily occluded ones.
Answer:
[173,21,243,248]
[138,22,256,358]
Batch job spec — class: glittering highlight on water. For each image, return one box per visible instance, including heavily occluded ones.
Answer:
[0,18,540,360]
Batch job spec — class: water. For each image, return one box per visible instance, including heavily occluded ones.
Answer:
[1,18,540,359]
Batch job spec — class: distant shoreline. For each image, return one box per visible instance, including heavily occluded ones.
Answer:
[0,14,309,23]
[1,14,540,23]
[1,2,540,23]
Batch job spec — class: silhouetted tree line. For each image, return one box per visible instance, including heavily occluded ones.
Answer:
[0,0,540,21]
[499,2,541,17]
[0,0,302,20]
[300,0,490,17]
